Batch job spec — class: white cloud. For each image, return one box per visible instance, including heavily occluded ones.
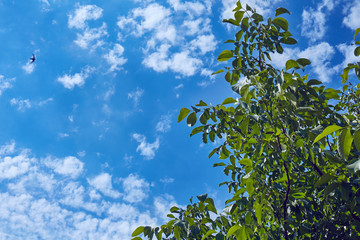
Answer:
[132,133,160,160]
[156,114,172,133]
[0,75,15,96]
[118,1,215,77]
[0,150,33,180]
[103,43,127,72]
[68,4,103,30]
[337,43,358,67]
[10,97,53,111]
[301,0,337,42]
[121,174,150,203]
[74,23,108,49]
[44,156,84,179]
[160,177,174,184]
[0,142,163,239]
[22,62,35,74]
[10,98,31,111]
[153,194,178,222]
[128,88,144,107]
[190,34,217,55]
[342,1,360,30]
[57,66,93,90]
[88,173,121,198]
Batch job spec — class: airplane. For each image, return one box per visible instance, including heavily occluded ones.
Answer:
[30,54,35,63]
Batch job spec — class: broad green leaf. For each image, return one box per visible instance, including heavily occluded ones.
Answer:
[272,17,289,31]
[174,225,180,240]
[187,112,197,127]
[239,158,252,167]
[307,79,322,86]
[196,100,207,106]
[222,97,237,105]
[280,37,297,45]
[323,182,340,197]
[178,108,190,122]
[246,178,254,195]
[131,237,142,240]
[285,59,298,70]
[223,18,239,26]
[217,50,233,61]
[132,226,144,237]
[297,58,311,67]
[254,202,262,225]
[355,28,360,40]
[212,69,225,75]
[355,46,360,56]
[227,225,241,238]
[313,125,343,144]
[170,206,179,212]
[236,226,247,240]
[315,174,334,188]
[275,7,291,16]
[201,230,217,240]
[190,126,204,136]
[354,130,360,152]
[338,127,353,159]
[235,11,245,23]
[347,159,360,173]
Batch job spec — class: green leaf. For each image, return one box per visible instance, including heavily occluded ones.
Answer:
[187,112,197,127]
[178,108,190,122]
[313,125,343,144]
[227,225,241,238]
[254,202,262,225]
[347,159,360,173]
[131,237,142,240]
[338,127,353,160]
[315,174,335,188]
[196,100,207,107]
[297,58,311,67]
[280,37,297,45]
[285,59,298,70]
[355,46,360,56]
[235,11,245,23]
[354,28,360,40]
[354,130,360,152]
[239,158,252,167]
[212,69,225,75]
[272,17,289,31]
[307,79,322,86]
[275,7,291,16]
[201,230,217,240]
[217,50,233,61]
[246,178,254,195]
[174,225,180,240]
[132,226,144,237]
[222,97,237,105]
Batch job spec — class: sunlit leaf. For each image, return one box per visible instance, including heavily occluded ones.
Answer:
[217,50,233,61]
[178,108,190,122]
[313,125,343,144]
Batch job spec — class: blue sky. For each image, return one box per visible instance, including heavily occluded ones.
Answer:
[0,0,359,238]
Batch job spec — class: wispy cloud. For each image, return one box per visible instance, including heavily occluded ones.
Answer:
[156,114,172,133]
[22,62,35,74]
[301,0,337,42]
[88,172,121,198]
[68,4,103,30]
[57,66,94,90]
[44,156,84,179]
[10,97,53,111]
[0,75,15,96]
[128,87,144,107]
[103,43,127,72]
[121,174,150,203]
[132,133,160,160]
[342,0,360,30]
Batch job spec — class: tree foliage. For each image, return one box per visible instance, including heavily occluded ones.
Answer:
[132,1,360,239]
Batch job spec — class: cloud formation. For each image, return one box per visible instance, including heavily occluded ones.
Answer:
[132,133,160,160]
[0,75,15,96]
[57,66,94,89]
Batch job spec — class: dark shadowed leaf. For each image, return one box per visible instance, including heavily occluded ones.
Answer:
[275,7,291,16]
[272,17,289,31]
[187,112,197,127]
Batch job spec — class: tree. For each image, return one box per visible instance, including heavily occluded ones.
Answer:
[132,1,360,239]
